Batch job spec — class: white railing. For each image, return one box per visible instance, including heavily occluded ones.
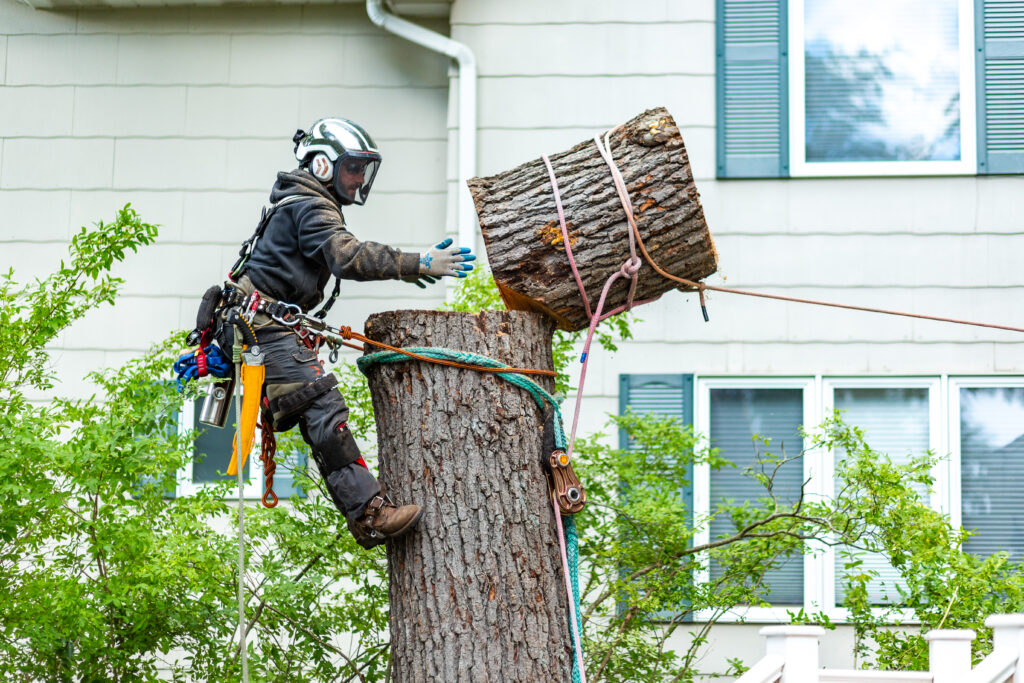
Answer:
[735,614,1024,683]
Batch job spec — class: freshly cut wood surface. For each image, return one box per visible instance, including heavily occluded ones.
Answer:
[363,309,573,682]
[469,106,717,331]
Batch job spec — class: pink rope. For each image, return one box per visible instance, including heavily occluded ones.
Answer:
[556,131,650,463]
[553,492,588,683]
[539,132,658,683]
[542,154,593,321]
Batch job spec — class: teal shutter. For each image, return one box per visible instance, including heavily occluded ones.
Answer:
[977,0,1024,173]
[716,0,789,178]
[618,373,694,622]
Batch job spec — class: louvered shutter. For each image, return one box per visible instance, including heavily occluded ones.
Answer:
[716,0,789,178]
[977,0,1024,173]
[708,388,804,604]
[618,374,694,621]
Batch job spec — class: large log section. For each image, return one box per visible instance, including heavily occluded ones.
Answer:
[363,310,573,683]
[468,107,718,332]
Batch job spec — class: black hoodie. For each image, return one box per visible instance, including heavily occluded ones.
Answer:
[244,169,420,311]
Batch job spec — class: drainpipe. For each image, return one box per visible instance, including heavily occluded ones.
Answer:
[366,0,478,252]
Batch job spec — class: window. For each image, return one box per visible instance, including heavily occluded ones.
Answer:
[790,0,976,175]
[823,380,940,611]
[694,378,814,620]
[716,0,1024,177]
[176,392,307,500]
[950,380,1024,561]
[622,373,1021,622]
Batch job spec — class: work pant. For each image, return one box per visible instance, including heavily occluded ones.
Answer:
[256,324,380,522]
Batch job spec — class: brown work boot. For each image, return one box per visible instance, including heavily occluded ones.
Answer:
[349,494,423,550]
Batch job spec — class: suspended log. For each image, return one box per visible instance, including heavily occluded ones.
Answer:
[362,309,573,682]
[468,106,717,332]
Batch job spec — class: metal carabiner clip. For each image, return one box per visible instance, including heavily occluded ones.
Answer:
[271,302,303,327]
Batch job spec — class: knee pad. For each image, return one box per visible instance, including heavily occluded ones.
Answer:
[265,374,339,430]
[312,424,362,476]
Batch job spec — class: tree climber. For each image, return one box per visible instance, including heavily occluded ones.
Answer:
[223,117,475,548]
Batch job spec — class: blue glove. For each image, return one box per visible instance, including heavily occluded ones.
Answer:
[418,238,476,279]
[173,344,233,390]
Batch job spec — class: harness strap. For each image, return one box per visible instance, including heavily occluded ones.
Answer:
[313,276,342,320]
[267,374,339,424]
[229,195,307,282]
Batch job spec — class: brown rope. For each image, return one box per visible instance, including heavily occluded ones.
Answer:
[336,326,557,378]
[623,201,1024,336]
[259,412,278,508]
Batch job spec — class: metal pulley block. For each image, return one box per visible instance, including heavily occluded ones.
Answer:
[546,448,586,515]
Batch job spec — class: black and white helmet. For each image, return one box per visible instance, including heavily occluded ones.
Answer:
[292,118,382,205]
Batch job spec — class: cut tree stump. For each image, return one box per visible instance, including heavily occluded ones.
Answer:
[468,106,718,332]
[363,309,573,683]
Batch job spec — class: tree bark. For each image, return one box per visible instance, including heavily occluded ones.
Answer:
[468,106,718,332]
[363,310,572,683]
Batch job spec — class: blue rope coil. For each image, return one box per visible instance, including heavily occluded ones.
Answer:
[357,346,583,680]
[172,343,232,390]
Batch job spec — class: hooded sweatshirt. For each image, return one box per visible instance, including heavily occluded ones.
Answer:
[244,169,420,312]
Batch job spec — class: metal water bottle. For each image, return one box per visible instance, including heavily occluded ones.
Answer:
[198,378,235,428]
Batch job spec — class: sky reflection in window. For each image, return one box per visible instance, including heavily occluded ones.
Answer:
[804,0,961,162]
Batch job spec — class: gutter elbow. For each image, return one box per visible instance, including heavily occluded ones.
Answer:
[365,0,387,28]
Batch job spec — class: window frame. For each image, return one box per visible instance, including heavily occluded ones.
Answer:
[787,0,979,177]
[818,376,943,620]
[693,376,819,623]
[947,376,1024,536]
[175,394,267,500]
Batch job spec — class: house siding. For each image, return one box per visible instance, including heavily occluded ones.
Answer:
[0,1,451,401]
[451,0,1021,674]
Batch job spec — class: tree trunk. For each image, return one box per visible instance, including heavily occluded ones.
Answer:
[468,106,718,332]
[362,310,573,683]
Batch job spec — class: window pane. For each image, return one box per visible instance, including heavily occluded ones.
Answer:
[833,387,930,605]
[709,388,804,604]
[192,401,249,483]
[804,0,961,162]
[961,387,1024,560]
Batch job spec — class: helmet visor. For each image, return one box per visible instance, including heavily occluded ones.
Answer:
[334,156,380,206]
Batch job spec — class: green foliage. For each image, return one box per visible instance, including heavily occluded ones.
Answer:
[810,416,1024,670]
[0,208,391,681]
[7,215,1024,681]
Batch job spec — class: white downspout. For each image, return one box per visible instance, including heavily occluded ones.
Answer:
[365,0,478,252]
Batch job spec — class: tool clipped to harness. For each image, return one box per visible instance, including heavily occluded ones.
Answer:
[540,405,586,515]
[226,313,265,479]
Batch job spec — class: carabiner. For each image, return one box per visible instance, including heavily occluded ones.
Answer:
[271,302,303,326]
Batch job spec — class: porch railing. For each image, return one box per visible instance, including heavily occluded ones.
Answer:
[735,614,1024,683]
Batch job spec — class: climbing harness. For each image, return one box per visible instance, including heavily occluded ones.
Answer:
[228,194,342,321]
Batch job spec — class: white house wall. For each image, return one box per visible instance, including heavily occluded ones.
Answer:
[0,0,451,402]
[451,0,1022,441]
[451,0,1019,676]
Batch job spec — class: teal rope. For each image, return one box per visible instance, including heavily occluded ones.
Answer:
[566,514,583,683]
[358,345,584,680]
[357,347,567,449]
